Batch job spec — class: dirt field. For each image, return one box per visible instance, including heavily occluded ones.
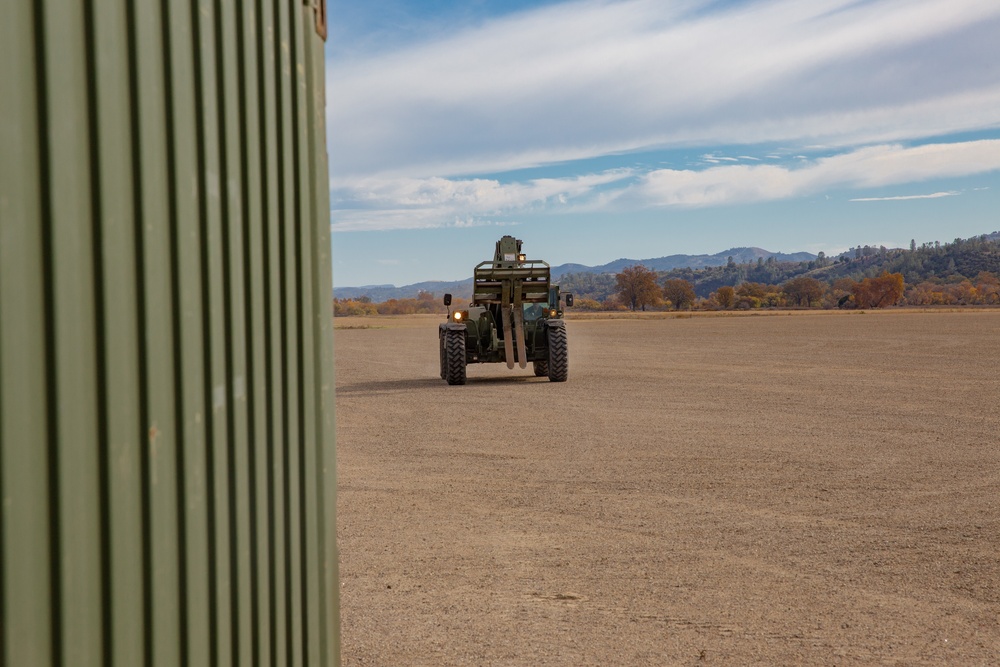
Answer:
[334,310,1000,665]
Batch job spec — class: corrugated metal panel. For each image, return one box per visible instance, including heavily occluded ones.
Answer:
[0,1,340,665]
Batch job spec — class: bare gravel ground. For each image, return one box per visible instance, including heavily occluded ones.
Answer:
[334,310,1000,665]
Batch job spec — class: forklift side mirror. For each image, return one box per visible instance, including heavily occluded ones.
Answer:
[565,293,574,307]
[443,294,452,307]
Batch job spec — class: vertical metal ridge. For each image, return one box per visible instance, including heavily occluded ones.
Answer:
[235,0,263,664]
[289,6,311,662]
[293,3,327,662]
[303,8,337,662]
[188,0,222,663]
[300,5,336,662]
[212,0,244,662]
[158,1,191,663]
[256,0,281,663]
[1,5,53,660]
[81,1,114,663]
[179,0,213,647]
[272,1,295,664]
[123,0,156,659]
[32,3,64,664]
[158,1,195,664]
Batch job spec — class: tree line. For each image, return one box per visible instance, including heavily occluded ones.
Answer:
[334,290,449,316]
[334,233,1000,315]
[601,266,846,310]
[578,266,998,311]
[564,233,1000,311]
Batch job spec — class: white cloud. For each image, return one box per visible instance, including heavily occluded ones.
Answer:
[628,140,1000,207]
[850,192,959,202]
[327,0,1000,236]
[328,0,1000,179]
[331,170,633,231]
[330,139,1000,230]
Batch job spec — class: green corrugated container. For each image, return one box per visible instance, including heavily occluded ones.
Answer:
[0,1,339,665]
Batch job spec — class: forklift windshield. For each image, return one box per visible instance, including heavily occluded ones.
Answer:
[523,301,548,321]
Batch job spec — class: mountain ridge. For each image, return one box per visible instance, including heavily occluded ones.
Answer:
[334,246,818,301]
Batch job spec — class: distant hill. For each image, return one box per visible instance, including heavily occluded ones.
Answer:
[334,246,818,301]
[556,232,1000,301]
[333,280,473,303]
[553,247,815,279]
[811,233,1000,286]
[335,234,1000,303]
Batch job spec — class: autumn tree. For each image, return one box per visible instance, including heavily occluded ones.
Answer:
[333,298,378,316]
[571,297,604,311]
[852,272,904,308]
[975,271,1000,304]
[951,280,977,304]
[715,285,735,309]
[735,282,768,299]
[662,278,696,310]
[602,296,630,311]
[615,265,661,311]
[732,281,784,308]
[831,277,855,296]
[905,282,938,306]
[851,280,874,308]
[874,271,905,307]
[782,276,825,307]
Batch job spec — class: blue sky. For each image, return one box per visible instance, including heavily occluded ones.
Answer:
[327,0,1000,287]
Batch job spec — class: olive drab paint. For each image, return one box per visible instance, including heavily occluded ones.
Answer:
[0,1,340,665]
[439,236,573,385]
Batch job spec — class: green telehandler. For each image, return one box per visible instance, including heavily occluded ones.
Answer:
[439,236,573,385]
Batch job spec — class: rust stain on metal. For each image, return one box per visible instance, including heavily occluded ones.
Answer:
[314,0,328,40]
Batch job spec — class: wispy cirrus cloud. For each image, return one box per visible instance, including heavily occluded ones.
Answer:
[331,170,633,231]
[331,140,1000,230]
[626,140,1000,207]
[328,0,1000,179]
[850,192,959,202]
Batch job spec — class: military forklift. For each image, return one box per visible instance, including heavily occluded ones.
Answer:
[439,236,573,385]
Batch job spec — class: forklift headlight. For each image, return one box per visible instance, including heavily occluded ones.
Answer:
[549,309,557,318]
[453,311,463,321]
